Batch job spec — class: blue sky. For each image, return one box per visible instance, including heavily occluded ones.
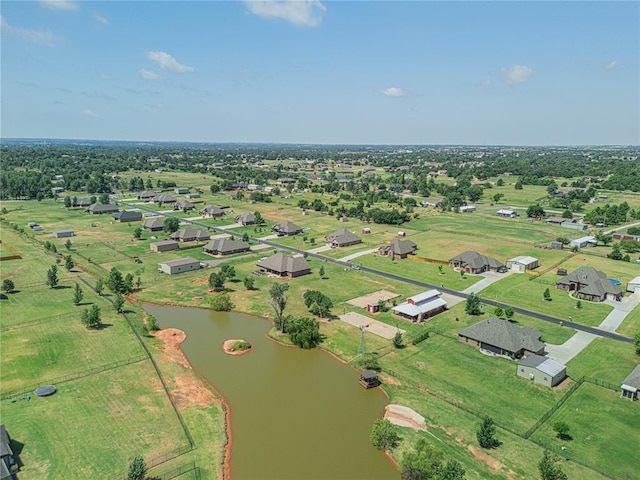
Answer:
[1,1,638,145]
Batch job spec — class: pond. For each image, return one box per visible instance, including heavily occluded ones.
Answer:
[144,305,400,480]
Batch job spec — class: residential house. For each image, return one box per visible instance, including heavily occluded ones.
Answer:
[325,229,362,248]
[174,187,190,194]
[142,217,165,232]
[627,276,640,294]
[235,212,256,225]
[86,203,119,215]
[458,318,545,359]
[201,206,225,218]
[556,266,623,302]
[449,251,505,274]
[158,257,201,275]
[152,193,177,204]
[52,229,74,238]
[76,198,92,207]
[517,355,567,387]
[203,238,251,256]
[170,228,211,243]
[272,221,302,236]
[506,256,539,273]
[113,210,142,223]
[256,252,311,277]
[1,425,17,480]
[137,191,157,201]
[150,240,179,253]
[377,239,417,259]
[392,290,447,322]
[497,209,518,218]
[173,200,195,211]
[621,364,640,400]
[569,236,597,249]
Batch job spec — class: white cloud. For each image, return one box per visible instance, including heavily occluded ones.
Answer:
[245,0,326,27]
[0,15,56,47]
[501,64,533,85]
[93,14,108,26]
[146,51,194,73]
[140,69,161,80]
[479,80,493,89]
[39,0,78,11]
[83,109,98,118]
[606,60,617,70]
[382,87,404,97]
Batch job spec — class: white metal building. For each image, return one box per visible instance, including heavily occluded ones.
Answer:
[506,256,539,273]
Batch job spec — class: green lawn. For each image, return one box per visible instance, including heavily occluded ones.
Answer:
[617,302,640,338]
[566,337,639,383]
[531,382,640,479]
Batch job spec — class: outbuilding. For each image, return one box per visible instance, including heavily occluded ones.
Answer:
[517,355,567,387]
[158,257,201,275]
[569,236,597,249]
[627,276,640,294]
[506,256,539,273]
[621,365,640,400]
[150,240,179,253]
[496,209,518,218]
[53,229,74,238]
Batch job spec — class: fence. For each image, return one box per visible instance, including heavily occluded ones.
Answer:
[584,376,619,392]
[122,461,200,480]
[0,239,22,261]
[407,254,448,265]
[2,354,148,400]
[145,445,195,469]
[529,253,575,280]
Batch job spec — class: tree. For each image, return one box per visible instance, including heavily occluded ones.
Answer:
[504,307,514,321]
[99,192,110,204]
[465,293,482,315]
[2,279,15,293]
[123,273,134,294]
[65,239,73,250]
[95,279,104,296]
[163,217,180,234]
[561,209,573,219]
[220,264,236,281]
[493,193,504,203]
[133,226,142,239]
[514,181,523,190]
[208,272,225,292]
[136,276,142,291]
[81,305,101,329]
[546,181,558,197]
[127,455,147,480]
[555,237,570,245]
[268,283,289,332]
[243,276,255,290]
[73,283,84,305]
[107,267,124,293]
[72,196,78,207]
[543,288,552,301]
[370,419,401,451]
[594,230,612,246]
[285,316,322,349]
[552,421,570,440]
[242,232,250,242]
[210,292,234,311]
[494,306,504,318]
[393,330,404,349]
[538,450,567,480]
[64,196,72,208]
[401,438,444,480]
[65,254,74,271]
[527,204,546,218]
[46,265,59,288]
[254,211,264,224]
[476,417,499,449]
[302,290,333,318]
[438,460,466,480]
[114,293,125,313]
[634,333,640,355]
[607,243,624,260]
[576,300,582,309]
[319,265,325,278]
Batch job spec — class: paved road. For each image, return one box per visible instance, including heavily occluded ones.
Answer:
[117,200,635,345]
[604,220,640,235]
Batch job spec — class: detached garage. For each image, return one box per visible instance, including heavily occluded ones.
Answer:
[517,355,567,387]
[158,257,201,275]
[506,256,539,273]
[627,276,640,294]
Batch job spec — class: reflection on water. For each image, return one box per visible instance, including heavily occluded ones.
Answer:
[145,305,399,480]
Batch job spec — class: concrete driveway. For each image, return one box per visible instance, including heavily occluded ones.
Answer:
[306,244,333,254]
[598,293,640,333]
[461,271,513,295]
[545,331,597,364]
[337,248,379,263]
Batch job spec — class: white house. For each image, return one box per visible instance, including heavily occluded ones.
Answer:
[506,256,539,273]
[392,290,447,322]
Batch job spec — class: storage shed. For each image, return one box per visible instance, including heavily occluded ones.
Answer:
[506,256,539,273]
[53,229,74,238]
[517,355,566,387]
[157,257,201,275]
[150,240,179,253]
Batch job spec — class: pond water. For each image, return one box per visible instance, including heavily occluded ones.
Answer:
[145,305,400,480]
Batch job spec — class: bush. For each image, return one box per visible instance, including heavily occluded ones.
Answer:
[411,329,430,345]
[210,292,233,311]
[370,419,401,451]
[231,341,252,351]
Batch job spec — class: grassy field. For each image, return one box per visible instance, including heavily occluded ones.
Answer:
[566,337,639,383]
[530,382,640,479]
[617,302,640,338]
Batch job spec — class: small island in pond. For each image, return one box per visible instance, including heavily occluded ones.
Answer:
[222,339,253,355]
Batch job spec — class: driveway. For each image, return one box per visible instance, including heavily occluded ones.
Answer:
[307,244,333,254]
[337,248,379,263]
[598,293,640,333]
[461,271,513,295]
[545,331,597,364]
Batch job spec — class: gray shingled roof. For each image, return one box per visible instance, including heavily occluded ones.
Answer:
[325,228,361,246]
[449,251,503,269]
[257,252,310,274]
[204,238,250,254]
[114,210,142,221]
[201,205,225,216]
[622,365,640,389]
[459,318,544,354]
[235,212,256,224]
[153,193,176,203]
[86,203,119,213]
[170,227,210,241]
[272,221,301,234]
[388,239,417,255]
[174,200,195,210]
[556,266,621,297]
[143,217,165,229]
